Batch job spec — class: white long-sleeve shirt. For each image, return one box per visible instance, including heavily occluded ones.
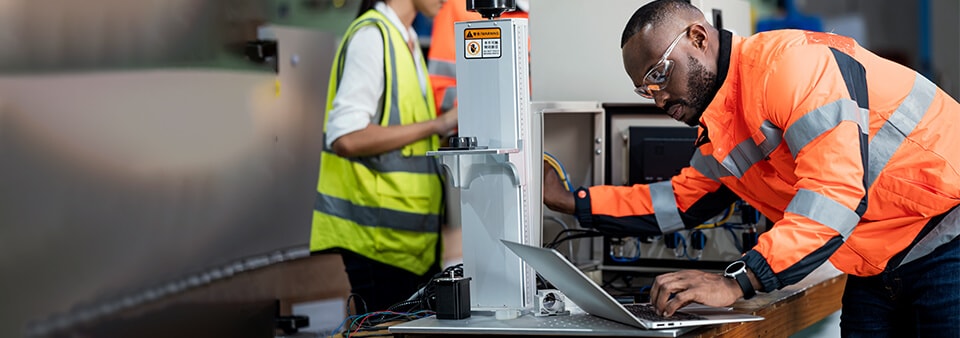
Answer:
[325,2,428,149]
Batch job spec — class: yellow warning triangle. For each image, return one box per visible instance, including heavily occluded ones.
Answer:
[466,31,473,38]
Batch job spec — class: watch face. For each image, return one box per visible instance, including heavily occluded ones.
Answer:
[726,261,745,275]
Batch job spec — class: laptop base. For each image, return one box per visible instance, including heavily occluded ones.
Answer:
[389,311,694,337]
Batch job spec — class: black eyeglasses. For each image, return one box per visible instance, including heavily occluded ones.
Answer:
[634,27,690,99]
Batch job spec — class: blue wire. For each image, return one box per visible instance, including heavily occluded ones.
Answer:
[723,225,744,253]
[331,314,359,337]
[335,310,434,337]
[673,233,688,259]
[544,152,573,191]
[692,230,705,249]
[609,238,642,262]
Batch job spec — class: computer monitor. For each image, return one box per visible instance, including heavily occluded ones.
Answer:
[627,126,698,185]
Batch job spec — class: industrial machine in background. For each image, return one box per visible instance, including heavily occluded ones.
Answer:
[602,124,768,272]
[429,0,540,318]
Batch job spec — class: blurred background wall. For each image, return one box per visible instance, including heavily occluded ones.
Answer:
[0,1,360,336]
[751,0,959,99]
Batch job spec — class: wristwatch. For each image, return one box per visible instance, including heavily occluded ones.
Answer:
[724,261,756,300]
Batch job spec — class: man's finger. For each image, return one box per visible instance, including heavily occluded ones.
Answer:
[652,275,688,312]
[662,289,696,317]
[650,273,677,310]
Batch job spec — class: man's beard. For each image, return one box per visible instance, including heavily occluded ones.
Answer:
[680,55,718,126]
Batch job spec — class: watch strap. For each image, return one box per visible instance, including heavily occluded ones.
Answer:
[732,268,756,300]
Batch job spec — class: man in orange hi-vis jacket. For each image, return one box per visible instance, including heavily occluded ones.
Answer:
[542,1,959,336]
[427,0,528,114]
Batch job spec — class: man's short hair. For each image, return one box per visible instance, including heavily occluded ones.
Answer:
[621,0,699,48]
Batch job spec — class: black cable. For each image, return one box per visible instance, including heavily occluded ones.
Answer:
[536,273,554,289]
[386,299,420,312]
[545,229,599,248]
[548,231,603,249]
[363,313,419,326]
[384,264,464,314]
[602,272,633,289]
[346,293,368,316]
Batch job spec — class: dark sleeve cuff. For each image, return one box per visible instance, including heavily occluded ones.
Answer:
[741,250,783,292]
[573,187,594,228]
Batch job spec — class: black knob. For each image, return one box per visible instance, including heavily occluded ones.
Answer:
[466,0,517,19]
[449,136,479,149]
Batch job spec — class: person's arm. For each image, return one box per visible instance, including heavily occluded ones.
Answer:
[326,25,458,158]
[543,153,739,237]
[333,111,457,157]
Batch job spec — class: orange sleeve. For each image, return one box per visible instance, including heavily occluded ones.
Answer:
[575,165,738,237]
[743,43,869,291]
[427,1,479,113]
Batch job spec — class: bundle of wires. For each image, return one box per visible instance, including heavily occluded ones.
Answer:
[695,202,737,229]
[389,264,464,313]
[544,228,602,249]
[543,152,572,191]
[331,310,434,337]
[331,264,465,337]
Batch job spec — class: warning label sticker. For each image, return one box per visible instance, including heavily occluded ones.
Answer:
[482,39,500,57]
[463,28,501,59]
[464,28,500,39]
[465,40,481,58]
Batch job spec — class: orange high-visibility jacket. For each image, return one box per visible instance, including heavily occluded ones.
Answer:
[575,30,960,292]
[427,0,527,113]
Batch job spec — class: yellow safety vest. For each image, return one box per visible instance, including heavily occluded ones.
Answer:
[310,10,442,276]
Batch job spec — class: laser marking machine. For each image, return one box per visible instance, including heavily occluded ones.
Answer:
[428,0,540,318]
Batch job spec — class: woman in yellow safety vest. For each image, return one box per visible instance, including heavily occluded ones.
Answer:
[310,0,456,314]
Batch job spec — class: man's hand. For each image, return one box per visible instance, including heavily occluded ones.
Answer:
[542,161,575,214]
[650,269,743,317]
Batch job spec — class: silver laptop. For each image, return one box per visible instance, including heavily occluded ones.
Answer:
[501,240,763,330]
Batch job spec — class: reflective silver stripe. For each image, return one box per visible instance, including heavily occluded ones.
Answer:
[384,28,402,126]
[357,151,439,174]
[689,150,727,182]
[757,120,783,157]
[689,122,782,181]
[898,207,960,267]
[785,189,859,238]
[440,86,457,112]
[315,192,440,233]
[720,138,764,178]
[868,73,936,188]
[783,99,866,159]
[336,18,383,90]
[650,180,684,234]
[428,59,457,78]
[322,134,439,174]
[332,17,402,127]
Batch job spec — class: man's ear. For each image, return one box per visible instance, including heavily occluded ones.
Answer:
[689,24,709,51]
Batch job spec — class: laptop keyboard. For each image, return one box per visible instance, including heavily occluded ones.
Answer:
[623,304,707,322]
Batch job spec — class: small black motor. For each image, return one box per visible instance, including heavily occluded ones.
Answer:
[434,272,472,320]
